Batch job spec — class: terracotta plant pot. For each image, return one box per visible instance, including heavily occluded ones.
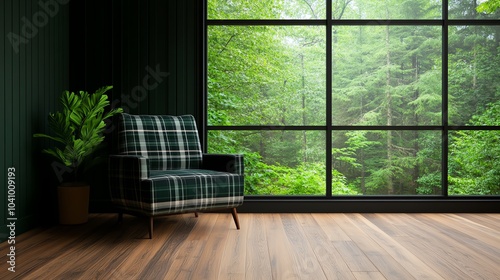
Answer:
[58,182,90,225]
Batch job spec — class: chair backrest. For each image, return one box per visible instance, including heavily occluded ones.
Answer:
[117,113,202,170]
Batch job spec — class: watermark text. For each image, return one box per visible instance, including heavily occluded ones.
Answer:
[6,167,17,273]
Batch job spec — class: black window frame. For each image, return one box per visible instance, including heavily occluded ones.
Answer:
[202,0,500,212]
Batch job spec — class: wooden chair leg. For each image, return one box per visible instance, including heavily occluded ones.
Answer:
[231,208,240,230]
[148,217,153,239]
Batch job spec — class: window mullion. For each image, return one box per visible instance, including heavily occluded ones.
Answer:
[442,0,449,197]
[326,0,333,197]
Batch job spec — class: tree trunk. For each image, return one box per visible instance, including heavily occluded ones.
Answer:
[300,54,307,162]
[413,54,420,193]
[385,24,394,194]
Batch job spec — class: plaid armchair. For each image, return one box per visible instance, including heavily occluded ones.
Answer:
[109,113,244,238]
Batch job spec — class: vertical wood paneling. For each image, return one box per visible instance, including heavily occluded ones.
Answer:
[177,0,187,114]
[84,1,113,90]
[30,0,42,218]
[186,2,196,116]
[1,0,203,238]
[5,0,13,188]
[64,0,202,211]
[167,0,178,115]
[25,0,33,219]
[0,0,6,239]
[112,0,122,105]
[98,0,201,117]
[3,0,14,241]
[13,0,20,200]
[134,0,143,114]
[139,0,149,114]
[124,1,139,114]
[150,0,169,115]
[19,0,27,218]
[0,0,69,241]
[148,0,158,114]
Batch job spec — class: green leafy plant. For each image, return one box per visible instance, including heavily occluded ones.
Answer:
[34,86,123,181]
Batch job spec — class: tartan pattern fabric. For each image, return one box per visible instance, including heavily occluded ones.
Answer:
[109,155,149,211]
[114,169,244,215]
[118,113,202,170]
[109,114,244,216]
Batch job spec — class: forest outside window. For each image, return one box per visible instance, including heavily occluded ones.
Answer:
[206,0,500,197]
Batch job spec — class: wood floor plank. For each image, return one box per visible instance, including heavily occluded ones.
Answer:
[280,214,327,280]
[164,240,206,279]
[190,214,231,279]
[164,214,219,279]
[102,214,197,279]
[313,213,351,242]
[416,214,500,279]
[328,214,380,273]
[358,214,445,279]
[459,213,500,232]
[16,215,121,279]
[4,216,109,279]
[352,271,387,280]
[6,222,98,279]
[58,216,152,279]
[362,213,410,238]
[305,214,356,280]
[334,214,416,279]
[1,213,499,280]
[244,214,273,279]
[391,214,477,280]
[402,214,500,279]
[218,213,249,280]
[265,214,301,280]
[437,214,500,255]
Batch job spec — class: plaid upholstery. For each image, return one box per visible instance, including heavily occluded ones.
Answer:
[118,113,202,170]
[115,169,244,215]
[109,114,244,216]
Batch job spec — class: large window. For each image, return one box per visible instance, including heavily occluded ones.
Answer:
[206,1,499,197]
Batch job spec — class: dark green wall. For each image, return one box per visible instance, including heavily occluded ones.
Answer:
[69,0,203,117]
[68,0,204,211]
[1,0,70,241]
[1,0,202,241]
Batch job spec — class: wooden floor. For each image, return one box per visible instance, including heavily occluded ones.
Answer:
[1,213,499,280]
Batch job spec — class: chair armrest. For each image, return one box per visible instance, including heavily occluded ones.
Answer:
[109,155,150,180]
[202,154,244,175]
[109,155,150,205]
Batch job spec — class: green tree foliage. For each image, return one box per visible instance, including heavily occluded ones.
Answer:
[208,0,499,196]
[449,101,500,195]
[476,0,500,14]
[449,25,500,125]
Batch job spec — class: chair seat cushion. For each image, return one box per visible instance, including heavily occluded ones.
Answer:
[138,169,244,215]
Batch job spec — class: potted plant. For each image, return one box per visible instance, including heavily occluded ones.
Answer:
[34,85,123,224]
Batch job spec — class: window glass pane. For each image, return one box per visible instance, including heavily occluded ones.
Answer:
[208,130,326,195]
[332,26,442,126]
[334,0,442,19]
[448,25,500,126]
[332,130,442,195]
[208,26,326,126]
[208,0,325,19]
[449,130,500,195]
[449,0,500,19]
[207,1,499,199]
